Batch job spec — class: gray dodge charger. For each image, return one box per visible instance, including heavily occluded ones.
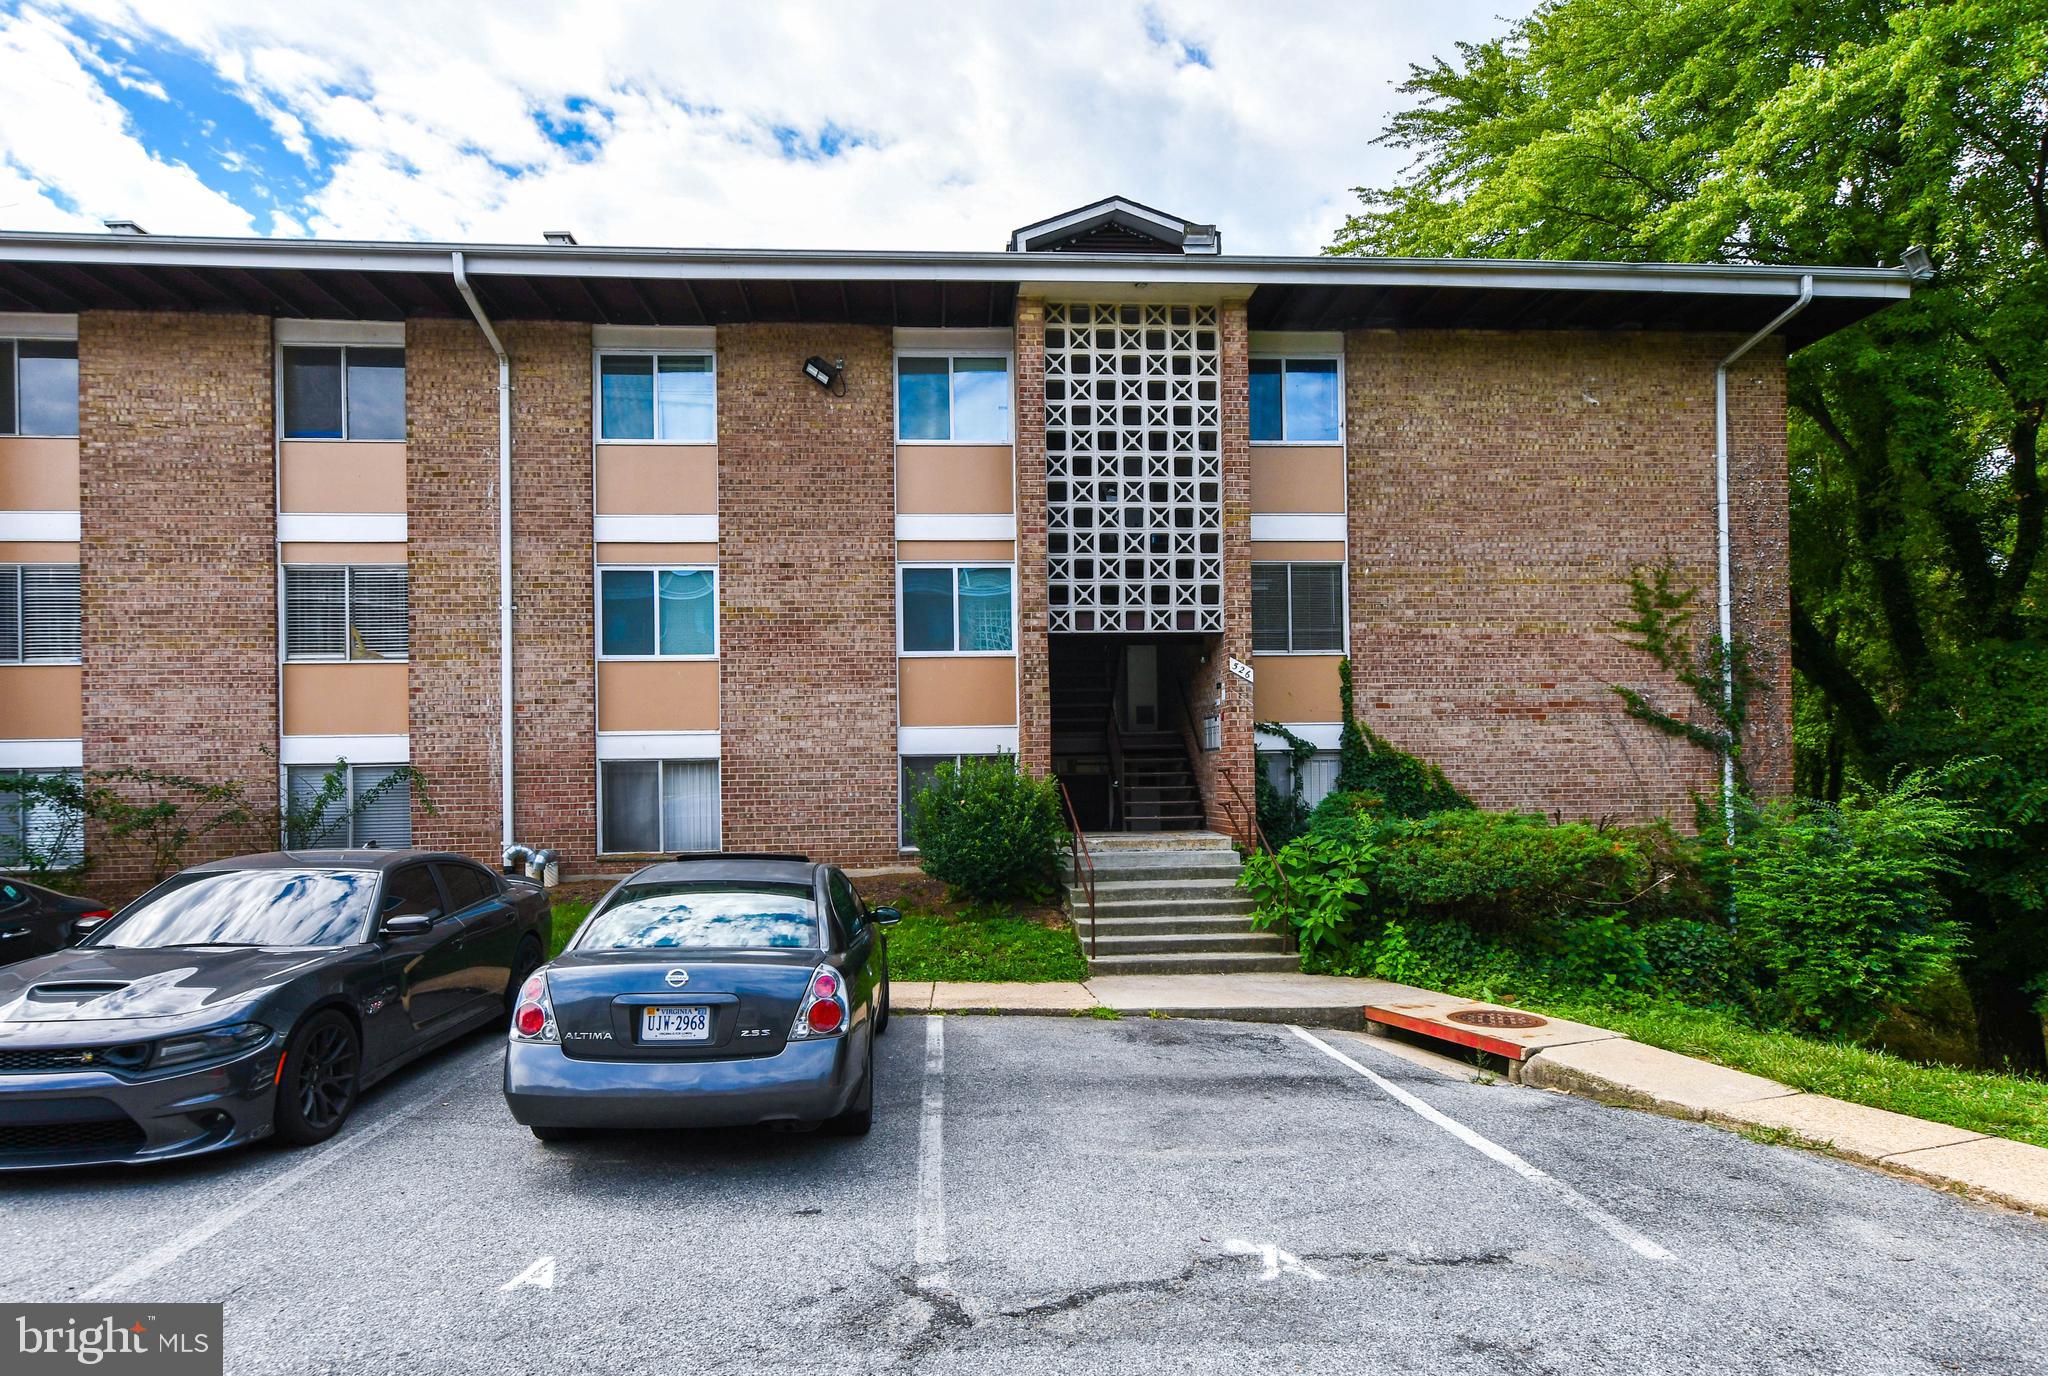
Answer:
[504,854,896,1139]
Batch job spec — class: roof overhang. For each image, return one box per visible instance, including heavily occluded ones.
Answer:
[0,230,1911,343]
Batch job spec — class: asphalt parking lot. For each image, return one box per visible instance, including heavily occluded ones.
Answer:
[4,1014,2045,1375]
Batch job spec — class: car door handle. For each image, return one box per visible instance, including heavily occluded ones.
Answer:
[0,926,26,939]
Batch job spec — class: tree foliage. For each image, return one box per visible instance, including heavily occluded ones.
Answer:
[1335,0,2048,1069]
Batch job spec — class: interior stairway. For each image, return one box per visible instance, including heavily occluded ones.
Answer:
[1116,730,1205,832]
[1065,833,1298,977]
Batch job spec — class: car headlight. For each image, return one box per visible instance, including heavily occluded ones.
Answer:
[150,1022,274,1070]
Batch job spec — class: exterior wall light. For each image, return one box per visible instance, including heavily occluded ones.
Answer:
[803,355,846,395]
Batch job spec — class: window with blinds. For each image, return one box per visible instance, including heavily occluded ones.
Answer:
[285,763,412,849]
[0,769,84,869]
[1250,562,1344,653]
[0,565,81,663]
[283,566,409,660]
[599,760,719,854]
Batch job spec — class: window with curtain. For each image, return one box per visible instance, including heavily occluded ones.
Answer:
[0,565,81,663]
[600,759,720,854]
[280,345,405,441]
[1250,562,1344,653]
[1249,357,1341,443]
[599,352,715,441]
[599,567,717,657]
[899,564,1013,653]
[284,763,412,849]
[896,355,1010,442]
[0,339,79,437]
[283,566,409,660]
[0,769,84,869]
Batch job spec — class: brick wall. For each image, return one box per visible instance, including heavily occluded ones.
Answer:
[505,322,596,865]
[1726,341,1791,798]
[406,318,502,861]
[77,311,279,884]
[718,325,899,864]
[1186,298,1256,842]
[1013,298,1052,779]
[1344,329,1790,822]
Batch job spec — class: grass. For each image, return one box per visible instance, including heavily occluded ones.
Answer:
[882,901,1086,983]
[545,895,594,959]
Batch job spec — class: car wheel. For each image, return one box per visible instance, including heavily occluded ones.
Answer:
[530,1125,587,1143]
[875,948,891,1037]
[824,1040,874,1137]
[274,1010,361,1147]
[504,935,544,1021]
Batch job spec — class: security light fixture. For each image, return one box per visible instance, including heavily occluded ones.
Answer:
[1899,245,1936,281]
[542,230,578,246]
[803,355,846,396]
[103,220,147,235]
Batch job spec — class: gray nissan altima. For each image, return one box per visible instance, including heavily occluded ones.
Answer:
[504,854,895,1140]
[0,850,550,1169]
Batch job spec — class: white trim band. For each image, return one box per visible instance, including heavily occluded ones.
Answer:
[592,514,718,543]
[1251,513,1347,542]
[597,731,719,761]
[0,512,80,541]
[276,513,407,543]
[895,514,1016,542]
[592,325,716,350]
[0,313,77,340]
[1249,331,1343,353]
[280,734,410,766]
[894,327,1013,352]
[274,319,404,346]
[898,726,1020,756]
[0,738,82,768]
[1261,721,1343,750]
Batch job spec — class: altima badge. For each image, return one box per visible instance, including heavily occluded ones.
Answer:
[664,968,690,988]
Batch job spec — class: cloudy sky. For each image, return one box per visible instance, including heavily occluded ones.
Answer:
[0,1,1518,255]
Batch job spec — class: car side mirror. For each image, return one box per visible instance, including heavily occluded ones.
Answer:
[381,913,435,938]
[70,915,109,942]
[871,906,902,927]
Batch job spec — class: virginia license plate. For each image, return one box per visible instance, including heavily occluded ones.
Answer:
[641,1005,711,1042]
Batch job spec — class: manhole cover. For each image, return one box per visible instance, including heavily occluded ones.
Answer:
[1446,1009,1548,1030]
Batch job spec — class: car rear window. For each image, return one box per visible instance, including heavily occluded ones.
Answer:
[577,883,819,951]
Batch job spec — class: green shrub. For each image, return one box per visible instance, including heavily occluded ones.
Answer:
[1360,810,1646,931]
[908,755,1067,903]
[1536,913,1654,997]
[1732,770,1981,1035]
[1641,918,1746,1006]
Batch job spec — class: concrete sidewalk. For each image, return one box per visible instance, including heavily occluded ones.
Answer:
[899,973,2048,1217]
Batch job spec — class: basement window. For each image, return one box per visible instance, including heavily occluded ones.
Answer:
[281,346,405,441]
[1249,357,1340,443]
[284,763,413,848]
[600,759,720,854]
[0,769,84,871]
[599,352,715,442]
[899,753,999,849]
[0,339,78,438]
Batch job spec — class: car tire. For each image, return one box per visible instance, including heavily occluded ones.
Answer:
[824,1040,874,1137]
[274,1010,361,1148]
[530,1125,588,1143]
[504,935,544,1021]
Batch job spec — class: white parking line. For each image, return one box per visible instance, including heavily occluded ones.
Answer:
[913,1016,950,1291]
[1288,1025,1677,1263]
[80,1042,496,1301]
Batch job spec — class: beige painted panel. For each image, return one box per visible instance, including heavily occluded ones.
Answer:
[280,441,405,514]
[1251,446,1346,514]
[897,540,1015,562]
[897,445,1014,515]
[0,542,78,562]
[596,444,717,516]
[282,662,409,735]
[279,541,407,565]
[596,542,717,565]
[0,437,80,511]
[598,660,719,732]
[0,665,80,738]
[1252,654,1344,724]
[899,657,1017,727]
[1249,540,1347,563]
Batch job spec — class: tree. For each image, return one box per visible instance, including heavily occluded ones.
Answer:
[1334,0,2048,1069]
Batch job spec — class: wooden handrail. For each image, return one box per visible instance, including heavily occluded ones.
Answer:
[1056,776,1098,959]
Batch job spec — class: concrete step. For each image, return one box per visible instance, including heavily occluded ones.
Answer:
[1076,912,1264,937]
[1086,931,1288,956]
[1084,898,1255,922]
[1083,950,1304,977]
[1074,856,1243,879]
[1083,831,1236,852]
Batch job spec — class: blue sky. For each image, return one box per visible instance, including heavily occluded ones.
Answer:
[0,0,1518,252]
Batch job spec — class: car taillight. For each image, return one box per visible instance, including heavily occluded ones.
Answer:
[510,971,558,1044]
[789,965,849,1041]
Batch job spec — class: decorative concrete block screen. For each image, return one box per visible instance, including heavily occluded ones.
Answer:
[1045,302,1222,633]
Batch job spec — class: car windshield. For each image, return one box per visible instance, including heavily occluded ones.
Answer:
[94,869,377,949]
[578,883,819,951]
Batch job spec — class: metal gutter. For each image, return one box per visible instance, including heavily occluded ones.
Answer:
[450,251,517,852]
[1714,273,1812,841]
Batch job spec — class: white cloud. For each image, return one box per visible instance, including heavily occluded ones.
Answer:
[0,0,1519,252]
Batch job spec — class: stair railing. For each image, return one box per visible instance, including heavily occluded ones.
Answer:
[1056,776,1098,958]
[1218,765,1297,956]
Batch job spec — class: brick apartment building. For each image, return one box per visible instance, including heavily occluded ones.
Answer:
[0,198,1908,882]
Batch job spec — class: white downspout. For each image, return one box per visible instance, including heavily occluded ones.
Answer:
[451,251,516,851]
[1715,272,1811,842]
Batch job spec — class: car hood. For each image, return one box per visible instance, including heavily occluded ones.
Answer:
[0,946,343,1026]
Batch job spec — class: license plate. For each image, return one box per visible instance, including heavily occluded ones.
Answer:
[641,1006,711,1042]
